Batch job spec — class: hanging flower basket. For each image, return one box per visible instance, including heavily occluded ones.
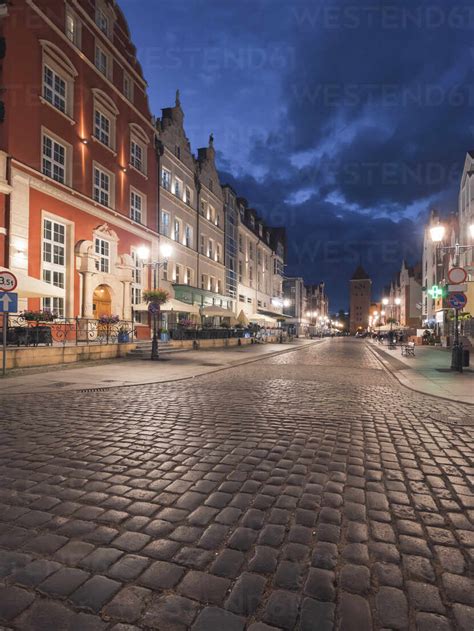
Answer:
[21,310,56,322]
[142,289,170,305]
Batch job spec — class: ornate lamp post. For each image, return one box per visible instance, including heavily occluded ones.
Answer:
[137,243,173,360]
[430,221,474,372]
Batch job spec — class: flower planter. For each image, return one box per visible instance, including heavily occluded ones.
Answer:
[118,332,130,343]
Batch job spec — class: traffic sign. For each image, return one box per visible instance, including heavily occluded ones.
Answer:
[0,270,17,292]
[0,292,18,313]
[447,292,467,310]
[148,303,160,314]
[448,267,467,284]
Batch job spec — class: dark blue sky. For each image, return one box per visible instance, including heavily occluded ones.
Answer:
[121,0,473,310]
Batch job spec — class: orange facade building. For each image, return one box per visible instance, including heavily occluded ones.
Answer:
[0,0,157,327]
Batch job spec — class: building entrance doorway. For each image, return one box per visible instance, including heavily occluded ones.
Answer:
[93,285,112,318]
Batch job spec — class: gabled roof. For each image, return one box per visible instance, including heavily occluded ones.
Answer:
[351,265,370,281]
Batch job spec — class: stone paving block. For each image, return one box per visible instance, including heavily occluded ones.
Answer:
[338,591,372,630]
[54,540,95,565]
[70,575,121,613]
[192,606,245,631]
[415,612,453,631]
[0,585,35,621]
[178,570,231,604]
[402,555,436,583]
[198,524,229,549]
[441,573,474,606]
[248,546,278,573]
[452,604,474,631]
[228,527,258,551]
[79,547,124,572]
[173,546,213,569]
[262,590,299,630]
[142,594,199,630]
[0,550,32,579]
[299,598,335,631]
[340,564,370,594]
[38,567,90,597]
[137,560,185,589]
[304,568,335,601]
[211,549,245,578]
[11,559,62,587]
[407,581,445,613]
[107,554,150,581]
[376,586,409,629]
[102,586,151,623]
[112,532,151,553]
[225,572,266,615]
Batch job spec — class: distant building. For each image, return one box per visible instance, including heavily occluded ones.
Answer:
[349,266,371,334]
[399,260,422,327]
[283,277,308,335]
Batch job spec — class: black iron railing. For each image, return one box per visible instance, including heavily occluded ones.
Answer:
[2,316,136,347]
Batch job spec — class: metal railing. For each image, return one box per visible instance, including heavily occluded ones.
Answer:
[2,316,136,347]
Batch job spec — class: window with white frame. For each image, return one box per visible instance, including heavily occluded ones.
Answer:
[216,243,222,263]
[208,239,214,260]
[94,109,110,146]
[185,267,192,285]
[201,274,208,290]
[161,210,170,237]
[184,225,192,248]
[200,200,206,216]
[93,164,113,207]
[161,168,171,190]
[95,4,110,36]
[238,234,243,253]
[238,260,243,283]
[123,72,134,101]
[175,264,181,284]
[95,44,110,77]
[174,177,182,199]
[185,186,191,205]
[42,218,66,317]
[65,9,81,47]
[217,279,223,294]
[43,65,67,113]
[173,219,180,242]
[162,260,168,281]
[42,132,69,185]
[130,139,145,173]
[200,234,205,254]
[210,276,216,292]
[131,248,142,307]
[95,237,110,273]
[130,190,144,223]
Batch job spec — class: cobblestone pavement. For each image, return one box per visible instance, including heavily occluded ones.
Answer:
[0,338,473,630]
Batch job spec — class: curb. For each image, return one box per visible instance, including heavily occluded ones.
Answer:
[366,342,474,407]
[0,340,325,398]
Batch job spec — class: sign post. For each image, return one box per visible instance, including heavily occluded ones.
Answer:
[447,266,468,373]
[0,291,18,376]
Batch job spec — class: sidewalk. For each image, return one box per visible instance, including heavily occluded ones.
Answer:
[0,338,321,395]
[368,340,474,404]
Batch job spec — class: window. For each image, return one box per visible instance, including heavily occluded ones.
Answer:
[185,186,191,205]
[210,276,216,292]
[185,268,192,285]
[238,260,243,283]
[96,6,110,35]
[238,234,243,253]
[130,140,144,173]
[208,239,214,260]
[95,237,110,273]
[249,243,254,260]
[43,65,66,113]
[200,234,205,255]
[130,190,143,223]
[247,297,252,304]
[161,168,171,191]
[175,145,181,159]
[185,225,192,248]
[200,200,206,216]
[201,274,208,290]
[94,109,110,146]
[216,243,222,263]
[217,279,223,294]
[42,134,66,184]
[239,294,245,302]
[175,264,181,284]
[43,218,66,318]
[174,177,182,199]
[173,219,180,242]
[65,10,81,47]
[123,73,133,101]
[131,249,142,307]
[162,261,168,281]
[95,45,109,77]
[161,210,170,237]
[93,165,112,207]
[249,265,253,288]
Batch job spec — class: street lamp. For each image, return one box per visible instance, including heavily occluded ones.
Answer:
[138,242,173,360]
[382,297,401,336]
[429,220,474,371]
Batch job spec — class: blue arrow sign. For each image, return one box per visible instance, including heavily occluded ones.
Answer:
[447,292,467,310]
[0,292,18,313]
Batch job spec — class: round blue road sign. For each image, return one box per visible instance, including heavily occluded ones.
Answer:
[447,292,467,310]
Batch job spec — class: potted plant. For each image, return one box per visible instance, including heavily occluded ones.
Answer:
[117,324,130,343]
[21,309,56,323]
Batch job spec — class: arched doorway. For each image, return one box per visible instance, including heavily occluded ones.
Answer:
[93,285,112,318]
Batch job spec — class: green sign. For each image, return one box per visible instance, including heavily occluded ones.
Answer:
[428,285,446,300]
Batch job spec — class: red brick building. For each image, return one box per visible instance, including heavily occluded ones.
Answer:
[0,0,157,325]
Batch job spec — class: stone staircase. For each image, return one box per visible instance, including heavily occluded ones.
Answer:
[128,340,178,359]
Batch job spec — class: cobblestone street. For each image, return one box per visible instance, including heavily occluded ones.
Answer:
[0,338,473,630]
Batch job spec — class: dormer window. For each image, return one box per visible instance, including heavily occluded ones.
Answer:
[96,7,110,36]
